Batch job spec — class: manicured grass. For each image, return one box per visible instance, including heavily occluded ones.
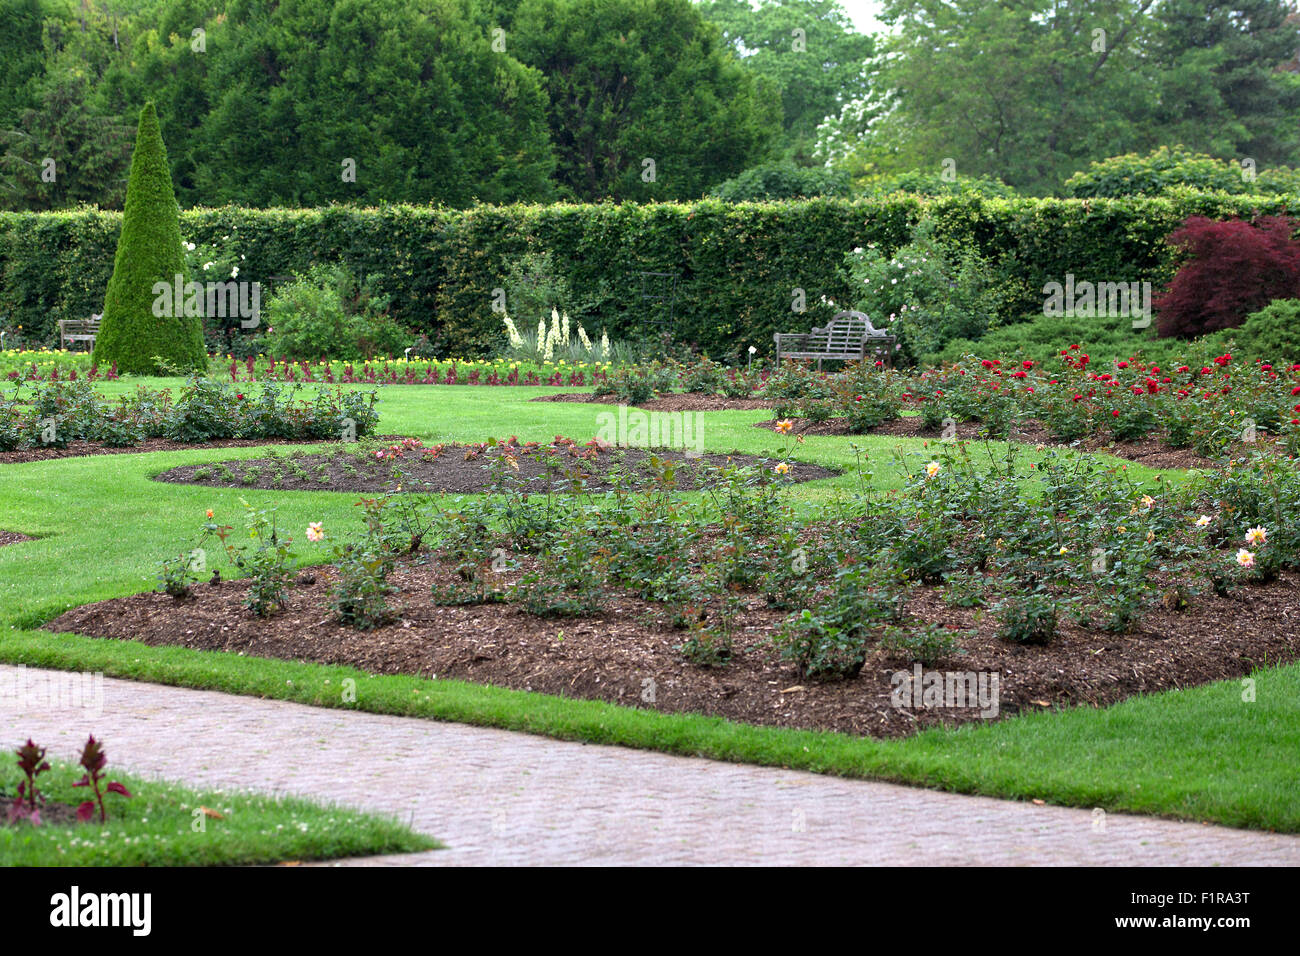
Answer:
[0,754,437,865]
[2,383,1290,834]
[2,629,1295,832]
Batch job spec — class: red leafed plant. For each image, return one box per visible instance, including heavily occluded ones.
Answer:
[9,739,51,826]
[73,735,131,823]
[1156,215,1300,337]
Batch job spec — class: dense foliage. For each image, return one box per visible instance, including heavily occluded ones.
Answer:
[818,0,1300,195]
[1155,215,1300,338]
[1065,146,1300,198]
[91,102,206,376]
[0,376,379,450]
[6,194,1300,359]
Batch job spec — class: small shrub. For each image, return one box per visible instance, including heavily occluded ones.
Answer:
[878,623,967,666]
[330,545,398,630]
[995,593,1058,645]
[773,564,907,680]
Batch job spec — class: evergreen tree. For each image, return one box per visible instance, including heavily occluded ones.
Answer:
[93,101,206,375]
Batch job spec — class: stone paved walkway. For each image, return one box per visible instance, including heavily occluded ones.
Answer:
[3,664,1297,865]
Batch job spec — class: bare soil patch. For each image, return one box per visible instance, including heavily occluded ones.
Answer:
[532,392,774,412]
[0,531,33,547]
[152,440,836,494]
[46,558,1300,739]
[0,795,82,828]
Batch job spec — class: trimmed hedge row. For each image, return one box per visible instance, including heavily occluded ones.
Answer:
[3,194,1298,359]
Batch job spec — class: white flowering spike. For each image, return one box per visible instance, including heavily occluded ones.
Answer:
[536,317,546,352]
[503,314,524,348]
[600,329,610,358]
[561,311,570,346]
[577,324,593,353]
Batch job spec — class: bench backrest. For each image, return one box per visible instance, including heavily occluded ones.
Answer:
[797,311,887,352]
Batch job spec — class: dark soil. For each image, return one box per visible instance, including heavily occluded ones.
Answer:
[0,794,83,828]
[532,392,774,412]
[754,415,1222,470]
[46,557,1300,739]
[0,531,33,547]
[153,441,836,494]
[0,436,351,464]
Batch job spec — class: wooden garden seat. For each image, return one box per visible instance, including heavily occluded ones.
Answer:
[58,314,101,351]
[773,310,896,369]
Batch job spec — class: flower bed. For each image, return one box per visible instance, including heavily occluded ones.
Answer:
[50,441,1300,738]
[222,355,615,387]
[0,377,379,453]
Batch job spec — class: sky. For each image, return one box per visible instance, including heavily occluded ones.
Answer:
[838,0,886,34]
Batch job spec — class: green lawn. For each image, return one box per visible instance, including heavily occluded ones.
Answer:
[0,756,437,865]
[3,382,1294,833]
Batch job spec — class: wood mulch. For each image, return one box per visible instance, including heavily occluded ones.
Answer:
[153,443,835,494]
[46,555,1300,739]
[0,531,33,547]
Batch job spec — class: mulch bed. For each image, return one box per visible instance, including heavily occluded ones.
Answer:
[153,443,835,494]
[532,392,775,411]
[754,415,1221,470]
[46,557,1300,739]
[0,436,348,464]
[0,531,33,547]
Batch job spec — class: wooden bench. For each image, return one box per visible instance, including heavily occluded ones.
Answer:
[58,314,101,351]
[773,311,897,369]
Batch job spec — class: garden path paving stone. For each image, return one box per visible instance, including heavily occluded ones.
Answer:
[4,664,1298,866]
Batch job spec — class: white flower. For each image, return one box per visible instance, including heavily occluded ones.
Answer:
[1195,515,1212,527]
[577,324,592,353]
[503,315,524,348]
[1245,526,1268,546]
[203,261,213,271]
[230,266,239,278]
[185,241,196,251]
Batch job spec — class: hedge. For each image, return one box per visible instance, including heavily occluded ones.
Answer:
[3,194,1298,360]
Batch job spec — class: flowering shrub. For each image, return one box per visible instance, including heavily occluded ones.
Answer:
[844,217,1000,361]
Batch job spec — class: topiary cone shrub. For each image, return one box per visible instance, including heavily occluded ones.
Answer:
[92,102,206,376]
[1154,215,1300,338]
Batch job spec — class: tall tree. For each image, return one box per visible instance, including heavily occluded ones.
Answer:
[0,59,134,210]
[1146,0,1300,167]
[95,0,557,207]
[512,0,780,200]
[696,0,873,162]
[0,0,50,129]
[823,0,1159,194]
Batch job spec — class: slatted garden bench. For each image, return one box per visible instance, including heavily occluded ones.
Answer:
[773,310,897,369]
[58,314,101,351]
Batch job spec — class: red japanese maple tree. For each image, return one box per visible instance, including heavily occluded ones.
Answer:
[1155,215,1300,337]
